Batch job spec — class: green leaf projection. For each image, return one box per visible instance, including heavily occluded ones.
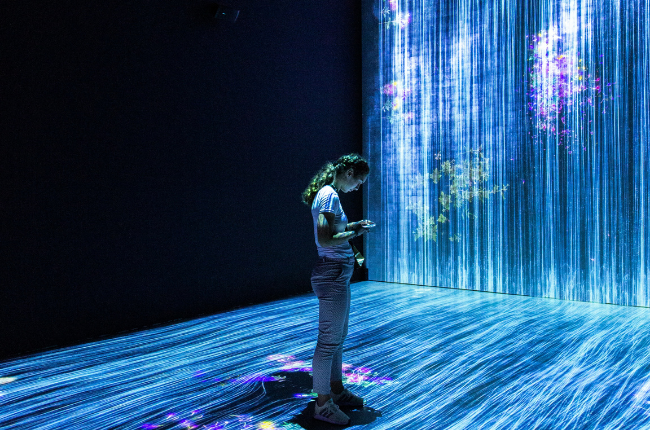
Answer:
[408,150,509,243]
[365,0,650,306]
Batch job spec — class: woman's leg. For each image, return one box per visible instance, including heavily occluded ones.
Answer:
[329,279,351,394]
[311,261,353,405]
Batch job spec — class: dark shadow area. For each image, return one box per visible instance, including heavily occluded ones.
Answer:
[0,0,363,360]
[264,371,315,399]
[261,371,382,428]
[288,403,382,429]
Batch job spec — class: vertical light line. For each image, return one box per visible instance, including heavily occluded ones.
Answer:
[639,0,650,306]
[420,0,432,285]
[635,0,648,306]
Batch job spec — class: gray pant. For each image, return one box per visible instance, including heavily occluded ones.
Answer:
[311,256,355,395]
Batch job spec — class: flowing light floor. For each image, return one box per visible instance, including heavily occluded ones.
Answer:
[2,281,650,429]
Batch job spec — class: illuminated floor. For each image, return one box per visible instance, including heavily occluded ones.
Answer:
[2,281,650,429]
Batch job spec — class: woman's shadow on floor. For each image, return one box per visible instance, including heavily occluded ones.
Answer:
[287,402,382,429]
[266,371,382,428]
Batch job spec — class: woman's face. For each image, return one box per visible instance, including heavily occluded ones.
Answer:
[340,169,368,193]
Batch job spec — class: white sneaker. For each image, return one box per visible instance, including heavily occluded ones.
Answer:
[314,398,350,425]
[331,388,364,407]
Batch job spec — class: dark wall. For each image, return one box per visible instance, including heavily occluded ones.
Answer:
[0,0,363,359]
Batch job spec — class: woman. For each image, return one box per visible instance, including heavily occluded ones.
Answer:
[301,153,374,425]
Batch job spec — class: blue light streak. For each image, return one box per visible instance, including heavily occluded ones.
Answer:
[2,282,650,428]
[367,0,650,306]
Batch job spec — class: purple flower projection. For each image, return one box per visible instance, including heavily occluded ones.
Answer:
[268,354,393,388]
[526,28,615,143]
[381,81,413,115]
[381,1,411,30]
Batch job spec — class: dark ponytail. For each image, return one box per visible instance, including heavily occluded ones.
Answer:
[302,153,369,205]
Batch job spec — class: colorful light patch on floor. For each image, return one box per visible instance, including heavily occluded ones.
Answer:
[2,281,650,428]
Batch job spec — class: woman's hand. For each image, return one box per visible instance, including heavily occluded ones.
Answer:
[359,219,375,228]
[351,220,375,236]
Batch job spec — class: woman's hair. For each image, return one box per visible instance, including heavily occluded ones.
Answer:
[302,153,370,205]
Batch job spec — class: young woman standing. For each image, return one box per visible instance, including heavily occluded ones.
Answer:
[302,154,374,425]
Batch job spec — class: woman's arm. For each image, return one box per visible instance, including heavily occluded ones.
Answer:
[317,213,366,247]
[346,220,374,231]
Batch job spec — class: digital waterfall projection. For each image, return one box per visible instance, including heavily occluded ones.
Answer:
[367,0,650,305]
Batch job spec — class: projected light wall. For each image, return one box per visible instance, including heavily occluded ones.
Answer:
[365,0,650,306]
